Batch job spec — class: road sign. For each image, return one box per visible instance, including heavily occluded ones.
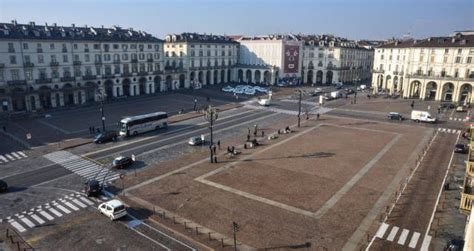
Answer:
[26,133,31,140]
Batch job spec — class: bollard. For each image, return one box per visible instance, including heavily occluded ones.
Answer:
[209,232,212,241]
[153,206,155,215]
[195,226,199,235]
[184,222,187,229]
[367,234,370,242]
[163,211,166,219]
[173,216,176,224]
[221,238,225,247]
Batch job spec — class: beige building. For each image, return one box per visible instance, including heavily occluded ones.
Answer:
[372,31,474,103]
[0,21,165,113]
[297,34,374,85]
[164,33,239,89]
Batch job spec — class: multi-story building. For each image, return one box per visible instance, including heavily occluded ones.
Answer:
[164,33,239,89]
[234,34,373,86]
[297,34,374,85]
[0,21,164,113]
[372,31,474,103]
[236,34,301,85]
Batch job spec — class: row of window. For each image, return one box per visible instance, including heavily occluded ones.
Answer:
[167,58,234,68]
[167,44,235,49]
[380,54,473,64]
[379,48,474,54]
[165,50,233,57]
[1,63,161,81]
[7,53,161,65]
[7,42,160,52]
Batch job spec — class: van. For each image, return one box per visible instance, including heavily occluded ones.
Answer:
[411,110,436,123]
[98,199,127,220]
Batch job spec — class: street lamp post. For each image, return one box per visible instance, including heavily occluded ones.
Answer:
[296,89,302,128]
[232,221,240,251]
[204,105,218,162]
[97,91,106,132]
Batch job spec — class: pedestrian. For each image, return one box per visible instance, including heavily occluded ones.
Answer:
[212,144,217,154]
[227,146,231,154]
[193,97,197,111]
[438,107,441,114]
[92,126,95,134]
[247,134,250,141]
[306,111,309,120]
[2,125,6,132]
[206,96,210,102]
[214,156,217,163]
[217,140,221,150]
[253,130,257,137]
[247,128,251,135]
[231,146,235,153]
[317,113,320,119]
[261,131,264,137]
[97,128,101,133]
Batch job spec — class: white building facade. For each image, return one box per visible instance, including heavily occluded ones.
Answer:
[0,21,165,113]
[164,33,239,89]
[372,32,474,103]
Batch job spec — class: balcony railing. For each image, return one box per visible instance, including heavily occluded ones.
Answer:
[37,48,43,53]
[23,62,34,68]
[94,60,102,65]
[73,61,82,66]
[103,74,114,79]
[131,59,138,63]
[50,61,59,67]
[60,76,75,82]
[153,70,163,75]
[138,71,148,76]
[406,73,474,82]
[460,192,474,213]
[7,80,26,86]
[121,73,132,77]
[82,75,97,81]
[113,59,121,64]
[147,58,154,62]
[372,69,384,73]
[35,78,52,84]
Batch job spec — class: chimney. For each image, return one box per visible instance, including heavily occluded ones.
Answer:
[29,21,35,27]
[72,23,75,28]
[45,22,48,27]
[451,37,456,43]
[53,23,57,27]
[12,20,17,26]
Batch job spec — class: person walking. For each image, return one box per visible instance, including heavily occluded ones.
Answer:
[317,113,320,119]
[2,125,6,132]
[217,140,221,150]
[193,97,198,111]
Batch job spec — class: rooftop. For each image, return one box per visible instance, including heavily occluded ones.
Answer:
[378,32,474,49]
[165,33,238,44]
[0,20,163,42]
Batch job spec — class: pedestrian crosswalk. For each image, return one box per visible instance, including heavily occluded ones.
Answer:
[375,223,430,249]
[44,150,119,183]
[449,117,469,122]
[0,151,28,164]
[244,103,333,116]
[437,128,461,134]
[2,193,97,233]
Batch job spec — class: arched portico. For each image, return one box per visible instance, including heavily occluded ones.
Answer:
[326,71,333,84]
[245,69,252,83]
[255,70,261,84]
[424,81,437,100]
[459,83,472,103]
[122,79,131,96]
[441,83,454,101]
[307,70,314,84]
[316,71,323,84]
[409,80,421,98]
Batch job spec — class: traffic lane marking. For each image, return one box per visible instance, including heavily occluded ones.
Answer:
[375,223,389,238]
[397,229,409,245]
[408,232,420,248]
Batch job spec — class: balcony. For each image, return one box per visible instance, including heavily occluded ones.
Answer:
[60,76,75,82]
[84,48,89,53]
[121,73,132,77]
[23,62,35,68]
[62,48,67,53]
[50,61,59,67]
[131,59,138,63]
[406,73,474,82]
[73,61,82,66]
[138,71,148,76]
[372,69,384,73]
[103,74,114,79]
[37,48,43,53]
[94,60,102,65]
[7,80,26,86]
[8,48,15,53]
[35,78,52,84]
[460,191,474,213]
[82,75,97,81]
[153,70,163,75]
[113,59,121,64]
[147,58,154,63]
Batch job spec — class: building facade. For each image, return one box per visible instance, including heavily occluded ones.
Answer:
[297,34,374,85]
[372,32,474,103]
[164,33,239,89]
[0,21,165,113]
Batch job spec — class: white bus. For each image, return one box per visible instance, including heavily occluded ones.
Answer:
[119,112,168,137]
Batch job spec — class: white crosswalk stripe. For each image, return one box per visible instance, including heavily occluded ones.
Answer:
[4,193,99,233]
[44,151,118,184]
[438,127,461,134]
[375,224,427,249]
[0,151,28,164]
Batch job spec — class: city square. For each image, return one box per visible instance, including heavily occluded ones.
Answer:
[0,0,473,250]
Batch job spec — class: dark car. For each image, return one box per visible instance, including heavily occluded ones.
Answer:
[112,156,134,169]
[446,239,464,250]
[441,103,456,109]
[0,180,7,193]
[84,180,102,197]
[93,131,118,144]
[454,144,468,154]
[388,112,404,121]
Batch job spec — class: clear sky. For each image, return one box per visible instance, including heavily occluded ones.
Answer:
[0,0,472,40]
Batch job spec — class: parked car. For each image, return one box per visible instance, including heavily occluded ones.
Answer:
[0,179,8,193]
[93,131,118,144]
[188,136,204,146]
[456,105,467,112]
[454,144,468,154]
[112,156,134,169]
[98,199,127,220]
[440,102,456,109]
[221,86,234,92]
[388,112,404,121]
[84,179,102,197]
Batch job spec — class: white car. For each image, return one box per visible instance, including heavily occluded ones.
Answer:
[188,136,204,145]
[244,88,256,95]
[98,199,127,220]
[222,86,234,92]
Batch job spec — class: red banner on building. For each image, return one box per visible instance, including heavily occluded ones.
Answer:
[283,45,300,74]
